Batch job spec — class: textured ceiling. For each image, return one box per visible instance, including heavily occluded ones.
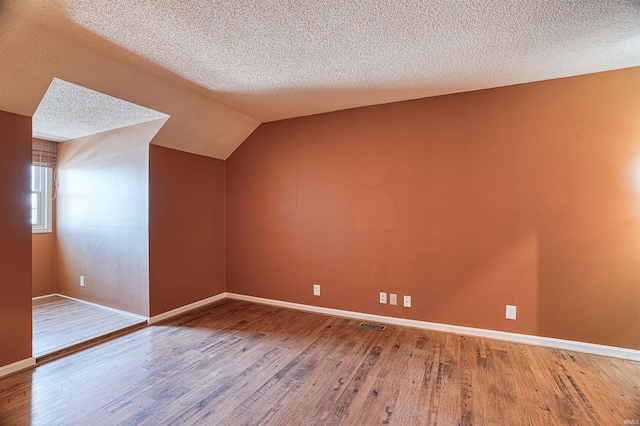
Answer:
[0,2,259,159]
[56,0,640,122]
[33,78,169,142]
[1,0,639,158]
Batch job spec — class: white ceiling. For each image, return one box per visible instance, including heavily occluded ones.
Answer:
[33,78,170,142]
[57,0,640,122]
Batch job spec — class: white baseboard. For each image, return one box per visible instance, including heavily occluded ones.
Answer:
[27,291,640,362]
[0,357,36,378]
[226,293,640,362]
[32,294,57,300]
[148,292,227,325]
[55,294,148,321]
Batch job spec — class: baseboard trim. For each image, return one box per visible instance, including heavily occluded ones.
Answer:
[55,294,148,321]
[25,291,640,362]
[226,293,640,361]
[148,293,227,325]
[32,294,57,301]
[0,357,36,378]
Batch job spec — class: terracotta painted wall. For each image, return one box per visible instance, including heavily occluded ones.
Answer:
[226,67,640,350]
[0,110,32,367]
[32,232,55,297]
[55,120,165,317]
[149,145,226,316]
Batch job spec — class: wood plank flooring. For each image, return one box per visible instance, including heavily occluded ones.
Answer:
[32,295,146,358]
[1,299,637,425]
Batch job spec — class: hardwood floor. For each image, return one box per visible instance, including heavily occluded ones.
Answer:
[2,299,638,425]
[32,295,146,358]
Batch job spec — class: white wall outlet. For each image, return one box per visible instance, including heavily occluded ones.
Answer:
[379,292,387,304]
[313,284,320,296]
[389,293,397,305]
[80,276,85,287]
[506,305,517,320]
[403,295,411,307]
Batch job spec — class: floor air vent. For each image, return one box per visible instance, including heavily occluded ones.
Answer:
[359,322,386,330]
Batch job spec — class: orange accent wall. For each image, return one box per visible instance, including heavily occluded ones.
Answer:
[149,145,226,316]
[32,232,55,297]
[0,110,32,366]
[226,67,640,350]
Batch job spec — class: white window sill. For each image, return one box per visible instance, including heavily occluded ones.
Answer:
[32,228,53,234]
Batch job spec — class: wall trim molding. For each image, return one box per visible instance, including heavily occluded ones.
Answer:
[0,357,36,379]
[23,292,640,363]
[226,293,640,361]
[32,294,57,301]
[55,294,148,321]
[148,293,227,325]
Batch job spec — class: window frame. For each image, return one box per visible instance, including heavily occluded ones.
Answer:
[31,165,53,233]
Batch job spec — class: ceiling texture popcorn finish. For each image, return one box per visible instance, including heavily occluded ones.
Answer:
[1,0,639,157]
[0,0,259,159]
[33,78,170,142]
[59,0,640,122]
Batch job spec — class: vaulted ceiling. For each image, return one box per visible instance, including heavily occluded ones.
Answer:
[1,0,639,159]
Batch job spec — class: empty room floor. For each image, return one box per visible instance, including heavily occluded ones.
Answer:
[32,295,146,359]
[2,299,638,425]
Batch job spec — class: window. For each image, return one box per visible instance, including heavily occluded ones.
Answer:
[31,165,53,233]
[31,138,58,233]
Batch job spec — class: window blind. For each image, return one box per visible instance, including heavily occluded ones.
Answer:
[32,139,58,168]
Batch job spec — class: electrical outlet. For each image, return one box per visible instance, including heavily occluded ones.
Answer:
[379,292,387,304]
[403,295,411,307]
[506,305,517,320]
[389,294,397,305]
[313,284,320,296]
[80,276,85,287]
